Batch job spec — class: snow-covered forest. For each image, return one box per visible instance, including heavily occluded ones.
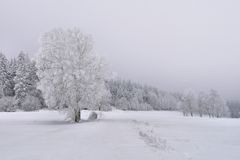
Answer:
[106,79,234,118]
[0,50,236,118]
[0,52,46,112]
[0,28,239,119]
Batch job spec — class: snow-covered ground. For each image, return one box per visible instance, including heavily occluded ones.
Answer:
[0,110,239,160]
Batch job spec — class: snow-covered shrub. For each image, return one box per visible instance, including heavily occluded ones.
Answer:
[21,95,42,111]
[0,96,16,112]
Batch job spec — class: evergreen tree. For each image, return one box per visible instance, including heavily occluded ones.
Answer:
[0,52,11,97]
[5,58,17,96]
[14,52,44,110]
[14,52,30,105]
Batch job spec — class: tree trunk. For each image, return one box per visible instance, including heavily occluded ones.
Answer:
[74,109,81,123]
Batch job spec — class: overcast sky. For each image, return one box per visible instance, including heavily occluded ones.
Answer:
[0,0,240,100]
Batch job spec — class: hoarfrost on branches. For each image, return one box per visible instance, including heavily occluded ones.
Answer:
[37,28,108,122]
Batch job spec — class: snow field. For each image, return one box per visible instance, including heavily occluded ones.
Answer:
[0,110,239,160]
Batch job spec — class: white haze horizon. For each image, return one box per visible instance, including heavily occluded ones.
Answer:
[1,0,240,100]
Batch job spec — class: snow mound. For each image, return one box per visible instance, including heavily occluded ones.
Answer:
[88,111,98,120]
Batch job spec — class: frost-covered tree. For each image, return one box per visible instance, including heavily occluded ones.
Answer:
[146,89,159,110]
[115,97,129,110]
[14,52,44,110]
[129,96,139,110]
[0,53,8,85]
[179,89,229,118]
[0,52,11,97]
[0,85,4,98]
[0,96,15,112]
[37,28,107,122]
[161,93,178,110]
[0,54,16,97]
[181,89,197,116]
[5,58,17,96]
[227,101,240,118]
[197,92,208,117]
[96,89,112,111]
[208,90,228,118]
[14,52,31,105]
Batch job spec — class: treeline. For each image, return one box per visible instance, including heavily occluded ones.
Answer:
[106,79,181,111]
[105,79,240,118]
[0,52,239,118]
[181,89,229,118]
[0,52,46,111]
